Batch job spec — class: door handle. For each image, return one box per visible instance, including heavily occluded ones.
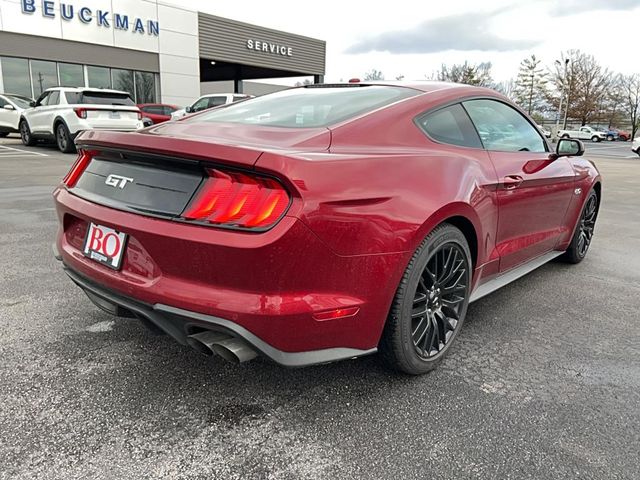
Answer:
[502,175,524,189]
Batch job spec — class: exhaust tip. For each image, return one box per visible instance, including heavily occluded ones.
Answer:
[212,338,258,364]
[186,331,230,356]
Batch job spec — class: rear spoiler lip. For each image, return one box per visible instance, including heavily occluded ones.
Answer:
[74,130,265,169]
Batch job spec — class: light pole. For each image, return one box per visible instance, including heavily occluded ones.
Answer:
[555,58,570,135]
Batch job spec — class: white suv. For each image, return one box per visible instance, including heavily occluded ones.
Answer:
[19,87,144,153]
[0,93,34,137]
[171,93,252,120]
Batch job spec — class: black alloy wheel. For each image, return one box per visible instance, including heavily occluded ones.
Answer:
[411,244,468,359]
[56,123,75,153]
[380,224,471,374]
[20,120,35,146]
[562,189,599,264]
[576,192,598,258]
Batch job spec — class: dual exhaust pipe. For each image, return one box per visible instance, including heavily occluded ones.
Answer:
[186,330,258,364]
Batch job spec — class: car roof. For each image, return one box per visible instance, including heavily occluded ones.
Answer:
[305,80,481,94]
[45,87,130,95]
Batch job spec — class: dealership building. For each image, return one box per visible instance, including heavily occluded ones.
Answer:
[0,0,326,105]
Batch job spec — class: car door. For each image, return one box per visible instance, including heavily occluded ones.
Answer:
[41,90,60,134]
[28,92,51,133]
[463,98,576,272]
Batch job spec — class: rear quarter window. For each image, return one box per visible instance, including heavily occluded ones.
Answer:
[416,104,482,149]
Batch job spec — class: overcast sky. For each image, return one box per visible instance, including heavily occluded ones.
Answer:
[172,0,640,83]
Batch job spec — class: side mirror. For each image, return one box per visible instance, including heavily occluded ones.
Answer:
[2,104,15,111]
[29,101,36,107]
[185,106,192,113]
[553,138,584,158]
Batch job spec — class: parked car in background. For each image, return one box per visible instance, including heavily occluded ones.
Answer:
[138,103,179,124]
[632,136,640,157]
[536,124,551,138]
[19,87,144,153]
[558,125,606,142]
[171,93,252,120]
[606,128,630,141]
[53,82,601,375]
[0,93,34,137]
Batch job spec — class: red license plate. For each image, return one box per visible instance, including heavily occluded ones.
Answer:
[83,223,128,270]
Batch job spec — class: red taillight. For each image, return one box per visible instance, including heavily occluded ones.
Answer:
[74,107,87,119]
[63,149,96,187]
[182,168,290,230]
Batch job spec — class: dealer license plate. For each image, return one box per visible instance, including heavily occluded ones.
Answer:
[83,223,128,270]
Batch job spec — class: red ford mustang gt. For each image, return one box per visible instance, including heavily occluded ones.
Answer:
[53,82,601,374]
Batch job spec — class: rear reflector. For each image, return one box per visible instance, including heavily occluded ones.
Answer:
[182,168,290,230]
[313,307,360,321]
[63,149,96,187]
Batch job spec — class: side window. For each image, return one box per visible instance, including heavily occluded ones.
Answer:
[0,97,7,108]
[162,106,176,115]
[208,96,227,108]
[35,92,50,107]
[48,91,60,106]
[416,103,482,148]
[191,97,210,112]
[463,99,547,153]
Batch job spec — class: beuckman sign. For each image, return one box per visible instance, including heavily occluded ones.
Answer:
[20,0,160,36]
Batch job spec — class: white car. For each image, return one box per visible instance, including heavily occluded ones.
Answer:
[558,126,606,142]
[171,93,252,120]
[536,124,551,138]
[19,87,144,153]
[0,93,34,137]
[632,136,640,157]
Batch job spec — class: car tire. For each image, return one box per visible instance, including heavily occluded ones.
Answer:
[19,120,36,146]
[606,135,614,141]
[562,190,599,264]
[591,136,601,142]
[56,122,76,153]
[380,223,472,375]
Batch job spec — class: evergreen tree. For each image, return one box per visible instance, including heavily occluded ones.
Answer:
[514,55,548,115]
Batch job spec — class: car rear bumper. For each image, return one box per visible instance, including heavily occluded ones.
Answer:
[53,186,407,361]
[57,258,376,367]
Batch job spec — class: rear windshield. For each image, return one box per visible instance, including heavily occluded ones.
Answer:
[65,91,134,106]
[6,94,33,108]
[194,86,419,128]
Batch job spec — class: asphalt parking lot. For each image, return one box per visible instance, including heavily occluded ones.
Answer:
[0,136,639,480]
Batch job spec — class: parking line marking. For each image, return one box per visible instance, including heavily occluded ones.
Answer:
[0,145,48,157]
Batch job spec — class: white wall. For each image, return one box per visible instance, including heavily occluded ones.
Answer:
[0,0,200,104]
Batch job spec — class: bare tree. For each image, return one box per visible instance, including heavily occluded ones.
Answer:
[514,55,548,115]
[363,69,384,81]
[494,78,517,100]
[548,50,611,126]
[618,73,640,140]
[435,61,493,87]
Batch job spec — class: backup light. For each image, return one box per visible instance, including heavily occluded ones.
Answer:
[63,149,96,187]
[182,168,290,230]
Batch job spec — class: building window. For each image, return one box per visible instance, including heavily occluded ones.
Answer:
[1,57,33,98]
[30,60,58,97]
[87,66,111,88]
[135,71,156,103]
[58,63,84,88]
[111,69,135,98]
